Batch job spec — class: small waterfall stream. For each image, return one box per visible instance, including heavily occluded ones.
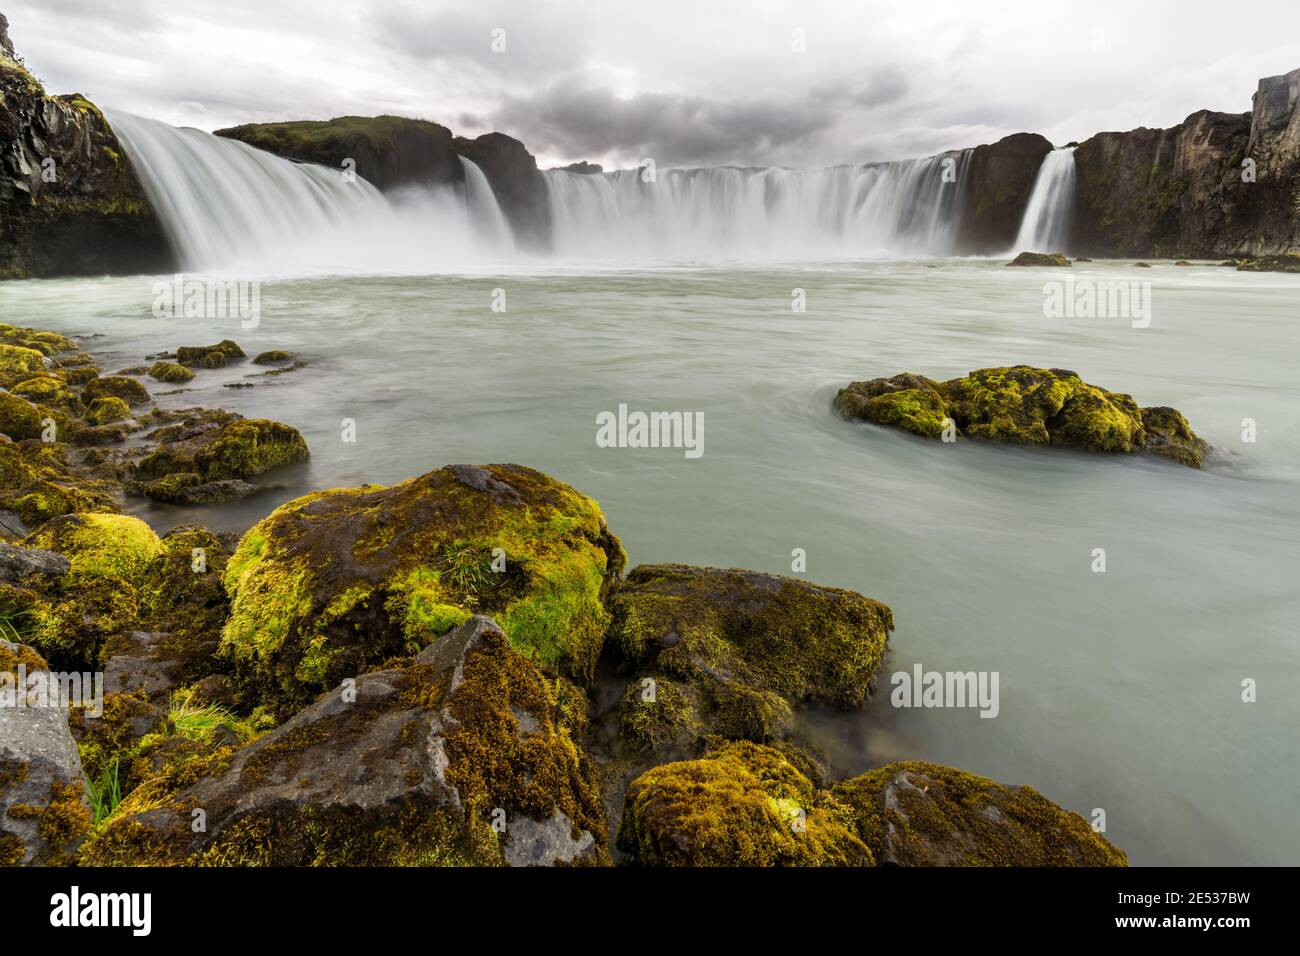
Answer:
[1012,147,1077,254]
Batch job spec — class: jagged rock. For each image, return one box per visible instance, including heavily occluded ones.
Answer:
[0,638,92,865]
[101,631,183,702]
[831,761,1127,866]
[0,23,170,279]
[0,540,69,583]
[81,616,608,866]
[555,161,603,174]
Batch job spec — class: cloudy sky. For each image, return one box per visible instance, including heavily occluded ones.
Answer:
[8,0,1300,169]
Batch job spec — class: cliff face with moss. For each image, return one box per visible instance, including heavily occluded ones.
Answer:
[1071,68,1300,258]
[956,133,1054,254]
[0,16,170,279]
[214,115,462,192]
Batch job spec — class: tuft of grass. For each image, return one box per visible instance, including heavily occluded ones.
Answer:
[87,757,123,825]
[0,607,31,644]
[438,541,495,595]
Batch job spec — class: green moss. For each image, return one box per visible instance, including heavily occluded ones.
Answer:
[148,362,195,384]
[84,395,131,425]
[24,513,162,584]
[617,675,699,753]
[831,760,1128,866]
[192,419,308,480]
[608,564,892,709]
[80,375,150,406]
[616,742,871,866]
[1140,405,1210,468]
[0,391,49,440]
[836,366,1200,465]
[252,350,292,365]
[175,340,245,368]
[220,465,624,712]
[0,344,49,382]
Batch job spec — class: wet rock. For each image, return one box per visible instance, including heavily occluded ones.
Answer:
[831,761,1127,866]
[101,631,182,702]
[81,615,608,866]
[132,472,264,506]
[1235,253,1300,272]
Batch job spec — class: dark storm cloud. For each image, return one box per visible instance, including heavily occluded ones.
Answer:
[493,81,839,167]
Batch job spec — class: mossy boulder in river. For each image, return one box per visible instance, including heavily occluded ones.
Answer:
[0,344,48,387]
[175,339,245,368]
[220,464,625,713]
[148,361,194,384]
[834,365,1210,467]
[608,564,892,712]
[80,375,150,406]
[831,761,1127,866]
[134,417,308,482]
[82,616,608,866]
[1007,251,1071,266]
[616,742,871,866]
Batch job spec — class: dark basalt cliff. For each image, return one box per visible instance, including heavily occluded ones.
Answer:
[215,118,552,250]
[1071,68,1300,258]
[0,16,170,279]
[215,115,462,192]
[452,131,551,250]
[956,132,1054,254]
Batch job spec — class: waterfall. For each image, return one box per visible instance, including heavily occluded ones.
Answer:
[544,152,970,260]
[1013,147,1077,254]
[107,111,514,276]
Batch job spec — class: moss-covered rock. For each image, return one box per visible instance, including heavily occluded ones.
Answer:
[11,374,81,412]
[220,464,624,713]
[1235,253,1300,273]
[1007,251,1071,266]
[1140,406,1210,468]
[84,395,131,425]
[0,391,51,440]
[0,442,117,527]
[0,325,77,358]
[616,741,871,866]
[835,366,1208,467]
[831,761,1127,866]
[24,513,162,584]
[81,375,150,406]
[0,343,49,388]
[252,350,292,365]
[81,616,607,866]
[609,564,891,710]
[148,361,195,384]
[134,417,308,482]
[175,340,245,368]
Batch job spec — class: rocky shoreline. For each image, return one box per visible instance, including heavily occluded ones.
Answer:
[0,323,1128,867]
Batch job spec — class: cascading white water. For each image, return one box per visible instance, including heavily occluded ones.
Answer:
[1013,147,1077,254]
[544,153,970,260]
[107,110,514,276]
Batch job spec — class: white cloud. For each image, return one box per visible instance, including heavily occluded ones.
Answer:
[7,0,1300,168]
